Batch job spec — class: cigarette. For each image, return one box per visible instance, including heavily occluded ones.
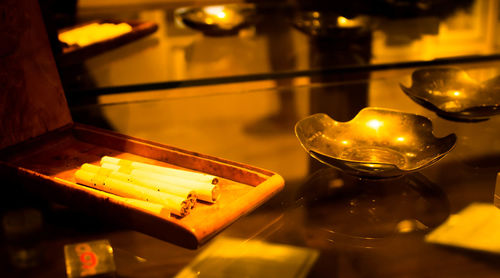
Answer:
[75,169,191,217]
[101,156,219,185]
[121,198,171,219]
[82,163,197,209]
[101,163,220,203]
[131,168,220,203]
[55,177,170,219]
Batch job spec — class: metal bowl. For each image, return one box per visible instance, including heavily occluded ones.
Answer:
[295,108,457,178]
[400,68,500,122]
[292,10,369,38]
[175,4,256,36]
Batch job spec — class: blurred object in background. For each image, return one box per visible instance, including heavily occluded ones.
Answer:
[495,172,500,208]
[57,20,158,67]
[175,3,257,36]
[2,208,44,269]
[292,0,475,18]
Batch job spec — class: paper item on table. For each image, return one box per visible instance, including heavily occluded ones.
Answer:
[75,169,191,217]
[174,237,319,278]
[425,202,500,254]
[100,156,219,185]
[101,162,220,203]
[82,163,197,209]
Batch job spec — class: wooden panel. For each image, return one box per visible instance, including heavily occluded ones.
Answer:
[0,124,285,249]
[0,0,72,150]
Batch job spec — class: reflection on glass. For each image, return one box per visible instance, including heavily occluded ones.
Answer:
[295,108,457,178]
[292,10,368,37]
[175,4,256,36]
[297,167,450,249]
[202,6,242,27]
[58,22,132,47]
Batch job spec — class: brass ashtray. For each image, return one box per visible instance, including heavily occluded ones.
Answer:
[292,10,368,38]
[175,4,256,36]
[295,108,457,178]
[400,68,500,122]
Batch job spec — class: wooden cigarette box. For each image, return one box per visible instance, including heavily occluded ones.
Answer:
[0,0,284,249]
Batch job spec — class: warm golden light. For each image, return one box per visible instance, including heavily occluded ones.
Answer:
[366,119,383,130]
[430,90,465,98]
[204,6,225,16]
[341,140,349,145]
[337,16,360,27]
[216,11,226,19]
[337,16,348,25]
[396,137,405,142]
[204,6,230,20]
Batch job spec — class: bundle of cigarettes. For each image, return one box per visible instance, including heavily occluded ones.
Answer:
[58,22,133,47]
[74,156,221,217]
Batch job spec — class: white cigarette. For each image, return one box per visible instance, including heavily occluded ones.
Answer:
[75,169,191,217]
[55,177,170,219]
[121,198,171,219]
[101,156,219,185]
[100,163,220,203]
[132,168,220,203]
[83,163,197,209]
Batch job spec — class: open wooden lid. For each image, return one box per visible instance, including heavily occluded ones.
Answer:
[0,0,72,150]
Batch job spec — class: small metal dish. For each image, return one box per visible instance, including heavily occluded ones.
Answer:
[295,108,456,178]
[400,68,500,122]
[175,4,256,36]
[292,10,368,38]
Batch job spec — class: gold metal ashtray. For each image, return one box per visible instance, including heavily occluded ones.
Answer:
[400,68,500,122]
[295,108,457,178]
[175,4,256,36]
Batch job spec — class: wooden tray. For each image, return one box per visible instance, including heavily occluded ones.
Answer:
[0,0,283,249]
[0,123,284,249]
[57,19,158,66]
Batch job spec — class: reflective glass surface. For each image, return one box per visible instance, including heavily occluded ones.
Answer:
[4,60,500,277]
[48,0,500,93]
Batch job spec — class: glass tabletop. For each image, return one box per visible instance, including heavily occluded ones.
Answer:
[49,0,500,95]
[4,59,499,277]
